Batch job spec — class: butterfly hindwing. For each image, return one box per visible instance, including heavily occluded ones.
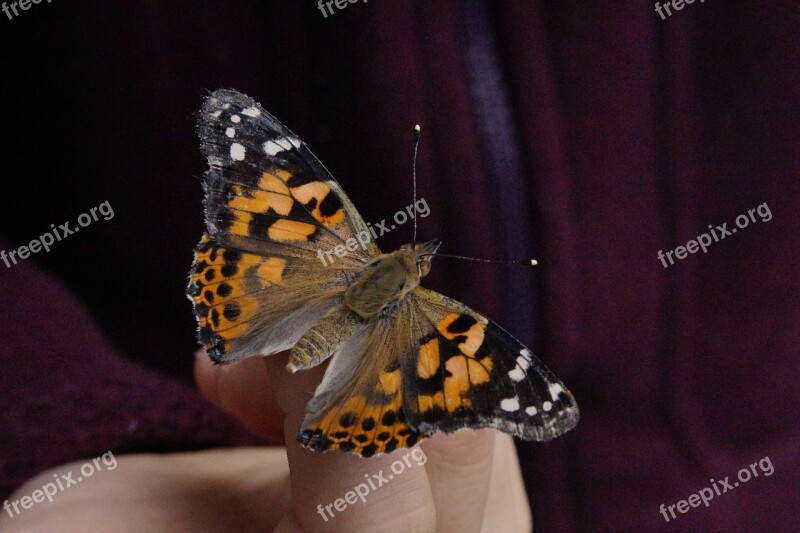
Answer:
[298,311,423,457]
[188,89,379,363]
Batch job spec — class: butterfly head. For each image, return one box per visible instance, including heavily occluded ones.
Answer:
[400,239,441,279]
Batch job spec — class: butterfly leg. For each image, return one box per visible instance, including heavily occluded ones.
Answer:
[287,309,364,372]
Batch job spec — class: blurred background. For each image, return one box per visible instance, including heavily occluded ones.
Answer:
[0,1,798,531]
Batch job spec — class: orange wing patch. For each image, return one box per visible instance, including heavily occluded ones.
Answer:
[257,257,286,285]
[219,169,345,242]
[290,181,346,227]
[188,234,286,362]
[228,173,292,216]
[415,313,494,413]
[267,218,317,241]
[417,338,440,379]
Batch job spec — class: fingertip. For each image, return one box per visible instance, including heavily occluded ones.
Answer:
[217,356,285,442]
[193,350,285,442]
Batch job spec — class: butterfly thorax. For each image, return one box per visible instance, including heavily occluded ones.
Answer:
[343,241,437,320]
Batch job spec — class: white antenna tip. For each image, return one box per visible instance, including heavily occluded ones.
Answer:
[415,124,420,131]
[530,259,538,266]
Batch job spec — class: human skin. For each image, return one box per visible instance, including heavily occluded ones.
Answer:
[1,351,532,532]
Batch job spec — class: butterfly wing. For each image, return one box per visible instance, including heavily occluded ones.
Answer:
[406,287,579,442]
[187,89,380,363]
[297,306,424,457]
[297,287,578,457]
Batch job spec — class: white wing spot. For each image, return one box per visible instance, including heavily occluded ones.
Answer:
[242,106,260,117]
[548,383,564,400]
[508,355,531,382]
[230,143,246,161]
[264,138,293,155]
[525,406,538,416]
[520,348,532,362]
[500,397,520,412]
[542,401,553,412]
[508,367,525,382]
[211,110,222,118]
[289,137,301,148]
[231,115,241,123]
[263,140,284,156]
[225,127,235,138]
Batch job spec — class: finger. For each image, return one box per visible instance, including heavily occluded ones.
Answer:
[419,429,496,532]
[263,353,437,533]
[480,434,532,532]
[2,448,290,532]
[193,349,284,442]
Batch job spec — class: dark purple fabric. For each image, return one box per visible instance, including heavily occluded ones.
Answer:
[1,1,798,531]
[0,245,260,494]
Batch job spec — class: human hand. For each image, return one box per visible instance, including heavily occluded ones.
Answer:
[1,351,532,532]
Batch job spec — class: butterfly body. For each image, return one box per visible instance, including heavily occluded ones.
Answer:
[188,89,579,457]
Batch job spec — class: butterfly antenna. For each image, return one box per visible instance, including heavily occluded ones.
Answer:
[412,124,421,245]
[421,253,539,267]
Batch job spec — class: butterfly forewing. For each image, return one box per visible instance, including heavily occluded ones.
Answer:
[407,288,579,442]
[188,89,379,362]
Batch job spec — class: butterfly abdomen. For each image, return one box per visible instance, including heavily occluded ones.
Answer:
[288,309,364,372]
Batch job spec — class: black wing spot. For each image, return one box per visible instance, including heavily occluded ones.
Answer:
[222,303,241,321]
[338,441,356,452]
[447,314,477,334]
[221,263,238,277]
[222,248,241,262]
[217,282,233,297]
[381,410,396,426]
[339,412,358,428]
[361,443,378,457]
[319,190,343,217]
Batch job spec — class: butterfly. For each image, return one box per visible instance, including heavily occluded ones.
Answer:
[187,89,579,457]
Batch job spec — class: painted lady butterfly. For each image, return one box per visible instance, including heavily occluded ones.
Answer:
[187,89,579,457]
